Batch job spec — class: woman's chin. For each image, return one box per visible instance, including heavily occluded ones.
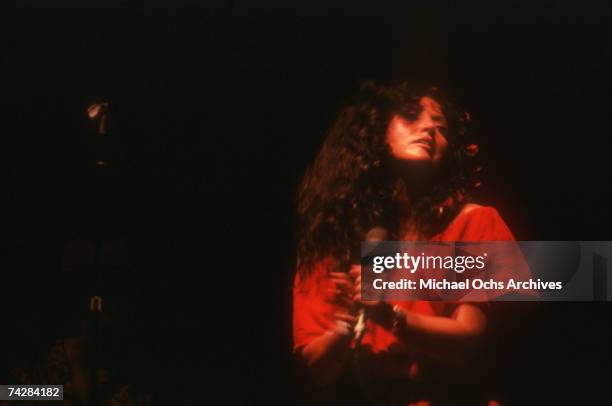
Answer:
[394,153,434,163]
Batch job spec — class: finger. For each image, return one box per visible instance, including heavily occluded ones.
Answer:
[329,277,353,293]
[336,294,355,309]
[329,272,353,282]
[333,320,352,336]
[334,313,357,324]
[362,300,380,308]
[339,293,356,309]
[328,288,354,308]
[353,276,361,296]
[329,273,353,288]
[328,288,349,299]
[348,265,361,278]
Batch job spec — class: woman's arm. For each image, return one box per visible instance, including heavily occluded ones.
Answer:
[395,303,487,366]
[350,264,487,366]
[299,312,355,386]
[294,270,357,386]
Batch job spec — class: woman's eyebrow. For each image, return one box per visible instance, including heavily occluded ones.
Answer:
[431,114,447,123]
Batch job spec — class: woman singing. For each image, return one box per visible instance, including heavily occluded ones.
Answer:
[293,81,518,405]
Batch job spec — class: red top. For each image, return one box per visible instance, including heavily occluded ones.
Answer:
[293,204,524,397]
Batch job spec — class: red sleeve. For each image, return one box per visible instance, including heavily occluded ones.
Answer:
[447,205,517,241]
[440,205,536,306]
[480,206,517,241]
[292,258,345,352]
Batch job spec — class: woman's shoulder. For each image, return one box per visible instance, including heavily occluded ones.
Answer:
[437,203,515,241]
[451,203,504,226]
[458,203,497,216]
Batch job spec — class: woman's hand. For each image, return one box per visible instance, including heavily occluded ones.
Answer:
[327,271,356,309]
[300,271,359,386]
[348,264,379,307]
[393,303,487,366]
[326,271,359,334]
[348,265,396,331]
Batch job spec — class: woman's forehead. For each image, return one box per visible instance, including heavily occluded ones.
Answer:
[419,96,444,114]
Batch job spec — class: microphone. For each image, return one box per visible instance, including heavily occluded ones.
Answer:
[354,227,388,342]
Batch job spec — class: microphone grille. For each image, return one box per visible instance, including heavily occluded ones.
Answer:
[365,227,388,242]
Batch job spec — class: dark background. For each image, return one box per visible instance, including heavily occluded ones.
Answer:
[3,1,612,404]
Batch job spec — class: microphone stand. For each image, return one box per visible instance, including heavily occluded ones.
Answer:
[85,101,110,405]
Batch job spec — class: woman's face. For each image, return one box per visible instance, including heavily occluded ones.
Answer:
[386,96,448,165]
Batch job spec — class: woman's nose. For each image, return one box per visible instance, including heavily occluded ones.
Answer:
[421,123,436,137]
[419,115,436,135]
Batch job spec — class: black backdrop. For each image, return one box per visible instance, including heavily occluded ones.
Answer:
[4,1,612,404]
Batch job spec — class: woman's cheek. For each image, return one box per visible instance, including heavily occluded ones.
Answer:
[434,136,449,165]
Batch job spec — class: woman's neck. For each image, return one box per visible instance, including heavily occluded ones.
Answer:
[393,160,435,200]
[392,161,438,240]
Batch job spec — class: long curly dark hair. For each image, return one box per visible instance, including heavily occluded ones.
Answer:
[296,80,479,276]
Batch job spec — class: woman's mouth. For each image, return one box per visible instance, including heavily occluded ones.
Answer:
[412,139,433,150]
